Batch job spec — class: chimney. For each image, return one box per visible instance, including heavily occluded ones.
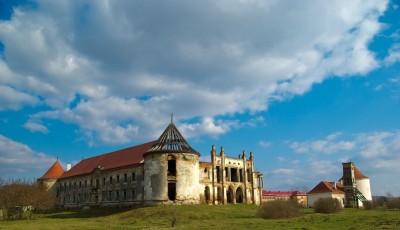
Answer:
[334,182,337,189]
[67,163,72,171]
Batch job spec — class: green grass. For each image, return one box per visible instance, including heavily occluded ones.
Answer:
[0,205,399,230]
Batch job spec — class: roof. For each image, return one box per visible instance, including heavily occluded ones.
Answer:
[308,181,344,194]
[339,165,369,181]
[263,190,306,197]
[145,121,199,155]
[60,141,156,179]
[39,160,65,180]
[353,166,368,179]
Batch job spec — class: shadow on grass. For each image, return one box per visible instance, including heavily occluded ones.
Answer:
[46,206,140,219]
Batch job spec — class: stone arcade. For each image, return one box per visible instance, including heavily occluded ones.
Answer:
[38,119,263,207]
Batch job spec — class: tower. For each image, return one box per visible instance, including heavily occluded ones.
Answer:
[342,162,371,208]
[143,118,201,204]
[37,160,65,192]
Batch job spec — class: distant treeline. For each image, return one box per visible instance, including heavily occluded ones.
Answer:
[0,178,55,210]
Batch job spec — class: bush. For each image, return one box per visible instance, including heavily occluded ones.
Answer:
[362,201,375,210]
[386,198,400,209]
[314,198,342,213]
[257,200,302,219]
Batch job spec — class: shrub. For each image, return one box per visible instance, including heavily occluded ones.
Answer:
[386,198,400,209]
[313,198,342,213]
[362,201,375,210]
[257,200,302,219]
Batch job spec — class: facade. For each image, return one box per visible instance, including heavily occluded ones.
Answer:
[39,120,263,208]
[262,190,307,207]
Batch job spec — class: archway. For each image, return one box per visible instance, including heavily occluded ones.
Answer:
[227,187,234,204]
[236,187,244,203]
[204,186,210,203]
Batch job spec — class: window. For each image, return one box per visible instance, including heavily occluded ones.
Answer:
[124,173,127,182]
[123,190,127,200]
[108,191,112,201]
[79,181,82,188]
[116,190,120,201]
[132,172,136,181]
[110,176,113,184]
[216,166,221,182]
[116,175,120,183]
[103,177,106,185]
[168,183,176,201]
[168,157,176,177]
[131,189,136,200]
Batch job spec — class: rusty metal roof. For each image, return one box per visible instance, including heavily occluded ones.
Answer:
[146,121,199,155]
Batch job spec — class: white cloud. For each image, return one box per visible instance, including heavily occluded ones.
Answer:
[0,85,38,110]
[0,134,56,178]
[384,44,400,65]
[23,120,49,134]
[0,0,389,144]
[259,140,271,148]
[289,132,355,154]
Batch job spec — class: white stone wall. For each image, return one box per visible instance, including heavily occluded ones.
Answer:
[176,154,200,203]
[307,192,345,208]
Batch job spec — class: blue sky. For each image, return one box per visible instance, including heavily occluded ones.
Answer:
[0,0,399,195]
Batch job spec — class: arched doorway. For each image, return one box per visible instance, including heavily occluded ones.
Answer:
[204,186,210,203]
[236,187,244,203]
[227,187,234,203]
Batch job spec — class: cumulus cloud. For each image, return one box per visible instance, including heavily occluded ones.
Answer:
[23,120,49,134]
[0,0,388,144]
[289,132,355,154]
[0,134,56,178]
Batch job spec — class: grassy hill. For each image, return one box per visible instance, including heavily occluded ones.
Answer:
[0,205,399,229]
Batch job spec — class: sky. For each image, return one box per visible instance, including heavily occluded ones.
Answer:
[0,0,399,196]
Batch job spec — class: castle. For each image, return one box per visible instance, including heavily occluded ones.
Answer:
[38,119,263,207]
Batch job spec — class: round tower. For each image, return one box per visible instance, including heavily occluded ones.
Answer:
[354,166,372,202]
[143,117,200,204]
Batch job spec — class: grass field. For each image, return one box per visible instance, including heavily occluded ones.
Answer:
[0,205,399,230]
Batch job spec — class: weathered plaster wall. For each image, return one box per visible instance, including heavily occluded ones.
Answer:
[176,153,200,204]
[143,154,167,203]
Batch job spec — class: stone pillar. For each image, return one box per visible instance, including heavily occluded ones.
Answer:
[220,146,225,204]
[250,152,255,204]
[242,151,248,204]
[211,145,216,204]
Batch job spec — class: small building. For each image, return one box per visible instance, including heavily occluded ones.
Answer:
[307,181,345,208]
[37,160,65,192]
[262,190,307,207]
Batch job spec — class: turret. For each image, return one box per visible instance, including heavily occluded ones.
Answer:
[143,116,200,204]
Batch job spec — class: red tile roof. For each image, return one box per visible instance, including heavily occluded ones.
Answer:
[39,160,65,180]
[262,190,306,197]
[354,166,368,179]
[60,141,157,179]
[308,181,344,194]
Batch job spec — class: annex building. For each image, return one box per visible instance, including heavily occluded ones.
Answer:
[38,120,264,207]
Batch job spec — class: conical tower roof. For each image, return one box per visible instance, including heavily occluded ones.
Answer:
[39,160,65,180]
[146,119,199,155]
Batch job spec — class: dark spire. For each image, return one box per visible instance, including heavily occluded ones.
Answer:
[146,120,199,155]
